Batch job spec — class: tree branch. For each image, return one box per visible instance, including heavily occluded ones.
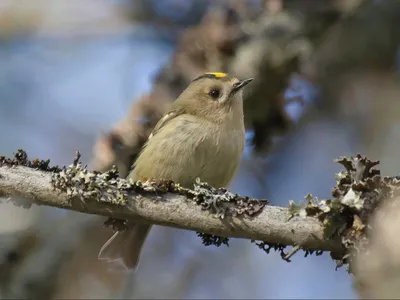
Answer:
[0,159,341,255]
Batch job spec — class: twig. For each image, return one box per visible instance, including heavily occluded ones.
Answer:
[283,244,301,262]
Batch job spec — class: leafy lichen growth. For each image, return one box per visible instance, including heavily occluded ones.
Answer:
[50,151,169,211]
[287,154,400,272]
[52,164,134,206]
[0,149,61,172]
[2,150,269,250]
[251,240,287,258]
[197,233,230,247]
[170,178,269,248]
[304,249,324,257]
[0,149,62,208]
[251,241,324,263]
[146,178,269,247]
[49,153,269,240]
[175,178,269,218]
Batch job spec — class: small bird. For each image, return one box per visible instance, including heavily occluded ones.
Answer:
[98,72,253,270]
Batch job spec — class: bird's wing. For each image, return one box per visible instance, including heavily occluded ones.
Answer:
[128,108,185,174]
[147,108,185,142]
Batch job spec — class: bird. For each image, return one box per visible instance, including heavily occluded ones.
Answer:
[98,72,253,270]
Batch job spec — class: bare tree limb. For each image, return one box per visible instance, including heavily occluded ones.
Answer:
[0,163,342,254]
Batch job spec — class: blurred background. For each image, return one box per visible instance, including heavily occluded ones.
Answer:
[1,0,400,298]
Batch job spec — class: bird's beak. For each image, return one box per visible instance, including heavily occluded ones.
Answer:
[232,78,254,93]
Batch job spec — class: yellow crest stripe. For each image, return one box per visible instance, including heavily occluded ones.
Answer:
[192,72,229,82]
[205,72,228,78]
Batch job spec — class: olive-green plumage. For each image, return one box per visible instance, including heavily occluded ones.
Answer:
[98,73,253,270]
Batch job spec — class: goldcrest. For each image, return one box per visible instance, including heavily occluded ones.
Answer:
[98,72,253,270]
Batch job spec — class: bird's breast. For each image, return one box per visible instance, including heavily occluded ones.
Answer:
[131,116,245,189]
[196,125,245,187]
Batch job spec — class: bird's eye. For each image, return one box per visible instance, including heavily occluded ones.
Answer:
[209,88,221,99]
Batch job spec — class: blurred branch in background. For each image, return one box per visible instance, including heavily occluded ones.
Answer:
[0,203,125,299]
[354,195,400,298]
[302,0,400,158]
[0,0,133,38]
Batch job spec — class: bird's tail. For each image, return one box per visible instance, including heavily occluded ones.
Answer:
[98,223,152,271]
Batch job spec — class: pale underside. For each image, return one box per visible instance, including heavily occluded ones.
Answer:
[130,113,245,189]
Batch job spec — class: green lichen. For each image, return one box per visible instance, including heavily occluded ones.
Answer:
[174,178,269,218]
[52,164,131,206]
[287,154,400,272]
[170,178,269,248]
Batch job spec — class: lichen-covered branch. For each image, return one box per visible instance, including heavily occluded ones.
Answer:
[0,151,342,258]
[4,149,396,273]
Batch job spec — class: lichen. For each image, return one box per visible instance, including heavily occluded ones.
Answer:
[0,149,61,172]
[4,150,397,268]
[0,149,268,241]
[48,152,270,238]
[142,178,268,247]
[172,178,269,218]
[164,178,269,247]
[5,150,396,269]
[0,150,63,208]
[287,154,400,272]
[197,233,230,247]
[251,240,287,258]
[52,163,130,206]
